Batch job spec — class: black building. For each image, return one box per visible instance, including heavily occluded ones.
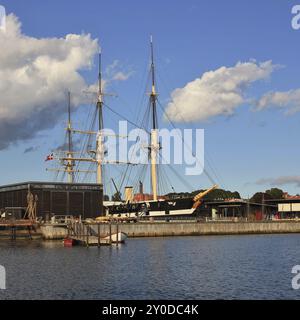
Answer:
[0,181,103,220]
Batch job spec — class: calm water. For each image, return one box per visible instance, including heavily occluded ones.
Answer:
[0,234,300,300]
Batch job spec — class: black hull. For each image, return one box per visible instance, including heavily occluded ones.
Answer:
[107,198,197,218]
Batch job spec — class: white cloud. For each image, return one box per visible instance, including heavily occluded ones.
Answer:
[112,71,132,81]
[255,89,300,114]
[165,60,276,123]
[0,14,99,149]
[105,59,133,82]
[106,59,119,74]
[256,176,300,187]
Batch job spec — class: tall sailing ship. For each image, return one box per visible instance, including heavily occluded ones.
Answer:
[47,38,217,219]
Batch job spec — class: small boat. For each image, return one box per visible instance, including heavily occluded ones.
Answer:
[63,237,75,247]
[104,232,127,243]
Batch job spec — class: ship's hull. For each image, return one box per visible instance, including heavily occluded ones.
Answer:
[106,198,197,218]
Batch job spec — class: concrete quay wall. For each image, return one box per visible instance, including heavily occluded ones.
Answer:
[91,221,300,238]
[40,221,300,240]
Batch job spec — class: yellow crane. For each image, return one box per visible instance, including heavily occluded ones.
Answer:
[192,184,218,209]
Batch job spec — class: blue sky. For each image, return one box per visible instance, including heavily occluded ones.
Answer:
[1,0,300,198]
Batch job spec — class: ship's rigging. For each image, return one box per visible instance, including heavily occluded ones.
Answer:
[46,38,221,200]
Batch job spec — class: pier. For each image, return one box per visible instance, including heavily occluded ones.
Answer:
[0,219,41,240]
[66,220,123,247]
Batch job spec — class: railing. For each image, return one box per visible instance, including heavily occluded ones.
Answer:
[66,220,121,247]
[50,215,74,224]
[206,217,249,222]
[138,216,250,223]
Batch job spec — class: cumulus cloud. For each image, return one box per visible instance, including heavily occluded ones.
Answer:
[165,60,277,123]
[0,14,99,150]
[255,89,300,114]
[256,176,300,187]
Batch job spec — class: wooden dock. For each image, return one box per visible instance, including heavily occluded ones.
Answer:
[0,219,36,227]
[0,219,41,240]
[70,236,111,246]
[66,220,121,247]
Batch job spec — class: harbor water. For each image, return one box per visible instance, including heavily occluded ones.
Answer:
[0,234,300,299]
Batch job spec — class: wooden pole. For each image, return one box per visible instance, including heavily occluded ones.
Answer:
[247,197,250,221]
[109,222,112,244]
[86,225,89,247]
[28,226,32,240]
[116,223,119,246]
[262,193,265,220]
[98,223,100,247]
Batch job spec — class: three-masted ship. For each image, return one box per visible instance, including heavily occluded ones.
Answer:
[47,39,217,219]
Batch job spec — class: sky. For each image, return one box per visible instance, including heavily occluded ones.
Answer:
[1,0,300,198]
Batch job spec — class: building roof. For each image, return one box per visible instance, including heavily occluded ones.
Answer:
[205,199,276,208]
[0,181,102,192]
[265,198,300,204]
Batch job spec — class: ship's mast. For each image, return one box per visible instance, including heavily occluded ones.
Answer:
[46,92,81,181]
[47,47,134,188]
[150,36,159,201]
[96,49,104,185]
[67,91,74,183]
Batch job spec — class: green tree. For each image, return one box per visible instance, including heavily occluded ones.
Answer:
[165,189,241,201]
[265,188,284,199]
[250,192,273,203]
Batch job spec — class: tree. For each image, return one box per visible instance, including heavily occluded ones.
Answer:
[232,191,241,199]
[202,189,241,200]
[265,188,284,200]
[250,192,273,204]
[165,189,241,200]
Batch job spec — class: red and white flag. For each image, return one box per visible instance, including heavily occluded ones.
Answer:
[45,153,54,161]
